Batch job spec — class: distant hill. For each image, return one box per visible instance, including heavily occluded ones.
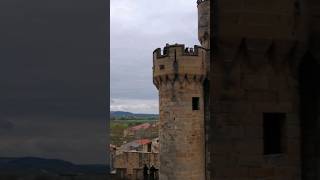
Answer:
[0,157,106,175]
[110,111,158,120]
[110,111,134,117]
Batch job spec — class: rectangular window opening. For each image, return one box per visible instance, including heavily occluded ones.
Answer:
[263,113,286,155]
[159,65,165,70]
[192,97,200,110]
[147,143,152,152]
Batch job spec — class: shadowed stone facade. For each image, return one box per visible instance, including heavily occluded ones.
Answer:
[208,0,320,179]
[153,0,320,179]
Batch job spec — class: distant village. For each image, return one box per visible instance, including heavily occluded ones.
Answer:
[109,111,159,180]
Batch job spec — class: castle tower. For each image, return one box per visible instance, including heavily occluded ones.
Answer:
[197,0,210,49]
[153,44,207,180]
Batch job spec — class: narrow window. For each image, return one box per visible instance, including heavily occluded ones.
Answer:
[159,65,165,70]
[263,113,286,155]
[192,97,200,110]
[147,143,152,152]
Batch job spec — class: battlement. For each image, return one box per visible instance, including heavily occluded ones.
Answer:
[153,44,207,88]
[153,44,206,59]
[197,0,209,6]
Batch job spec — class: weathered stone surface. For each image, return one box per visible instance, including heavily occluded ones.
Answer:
[208,0,306,178]
[153,44,206,180]
[152,0,320,179]
[114,152,159,180]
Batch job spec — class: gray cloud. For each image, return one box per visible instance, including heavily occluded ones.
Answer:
[111,98,158,114]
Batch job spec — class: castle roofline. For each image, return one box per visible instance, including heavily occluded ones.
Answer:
[153,44,207,59]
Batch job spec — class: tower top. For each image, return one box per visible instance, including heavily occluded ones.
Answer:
[153,44,207,89]
[153,44,206,59]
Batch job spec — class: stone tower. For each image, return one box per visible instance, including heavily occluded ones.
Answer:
[153,44,207,180]
[197,0,210,49]
[153,0,320,179]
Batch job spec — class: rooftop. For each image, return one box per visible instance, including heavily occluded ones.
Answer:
[129,123,151,131]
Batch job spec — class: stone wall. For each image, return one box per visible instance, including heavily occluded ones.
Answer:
[209,50,301,179]
[114,152,159,180]
[208,0,308,179]
[197,2,211,179]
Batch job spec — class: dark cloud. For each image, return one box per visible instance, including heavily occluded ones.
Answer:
[0,119,15,134]
[0,0,108,164]
[0,0,107,118]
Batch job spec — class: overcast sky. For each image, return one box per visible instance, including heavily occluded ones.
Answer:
[110,0,200,114]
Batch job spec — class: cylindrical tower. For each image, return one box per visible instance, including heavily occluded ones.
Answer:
[197,0,210,49]
[153,44,207,180]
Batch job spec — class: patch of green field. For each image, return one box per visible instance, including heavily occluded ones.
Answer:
[112,119,157,127]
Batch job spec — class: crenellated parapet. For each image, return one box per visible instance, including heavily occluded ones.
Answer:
[153,44,207,89]
[153,44,205,58]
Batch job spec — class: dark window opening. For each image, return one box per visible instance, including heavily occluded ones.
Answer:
[159,65,165,70]
[147,143,152,152]
[192,97,200,110]
[294,0,301,15]
[263,113,286,155]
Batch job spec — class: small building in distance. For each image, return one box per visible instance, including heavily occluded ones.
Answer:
[113,138,160,180]
[120,139,152,152]
[114,151,159,180]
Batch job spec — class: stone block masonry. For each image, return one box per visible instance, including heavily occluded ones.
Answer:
[153,44,207,180]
